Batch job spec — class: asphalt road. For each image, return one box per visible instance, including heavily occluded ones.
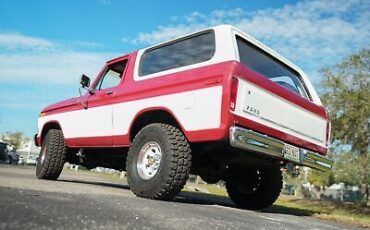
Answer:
[0,165,361,230]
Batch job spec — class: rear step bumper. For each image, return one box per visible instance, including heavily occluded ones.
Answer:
[229,126,333,172]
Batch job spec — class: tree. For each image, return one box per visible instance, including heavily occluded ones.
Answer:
[308,167,334,188]
[307,151,369,189]
[4,131,24,150]
[334,151,370,186]
[320,49,370,204]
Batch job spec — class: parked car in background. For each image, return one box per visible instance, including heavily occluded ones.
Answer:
[0,142,19,164]
[18,156,25,165]
[0,142,8,162]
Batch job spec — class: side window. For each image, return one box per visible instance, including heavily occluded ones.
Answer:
[139,31,215,76]
[95,60,128,90]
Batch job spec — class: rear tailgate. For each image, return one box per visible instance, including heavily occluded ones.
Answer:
[233,77,328,152]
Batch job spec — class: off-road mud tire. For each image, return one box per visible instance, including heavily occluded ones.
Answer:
[36,129,67,180]
[127,123,192,200]
[226,165,282,210]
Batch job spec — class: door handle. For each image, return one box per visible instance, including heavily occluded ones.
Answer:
[106,91,114,95]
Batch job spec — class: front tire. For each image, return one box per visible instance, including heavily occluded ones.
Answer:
[226,165,282,210]
[36,129,67,180]
[126,123,192,200]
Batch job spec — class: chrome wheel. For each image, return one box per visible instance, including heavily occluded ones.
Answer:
[136,141,162,180]
[39,145,47,165]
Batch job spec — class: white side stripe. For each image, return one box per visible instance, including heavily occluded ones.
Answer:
[38,86,223,139]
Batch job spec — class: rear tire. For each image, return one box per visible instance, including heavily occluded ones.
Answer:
[36,129,67,180]
[226,165,282,210]
[127,123,192,200]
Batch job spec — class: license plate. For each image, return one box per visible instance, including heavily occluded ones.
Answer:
[282,144,300,162]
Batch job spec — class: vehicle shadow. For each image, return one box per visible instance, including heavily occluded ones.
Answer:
[175,191,234,207]
[176,191,314,216]
[58,177,314,217]
[58,179,130,190]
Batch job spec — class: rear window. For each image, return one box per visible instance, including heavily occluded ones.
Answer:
[139,31,215,76]
[236,36,310,99]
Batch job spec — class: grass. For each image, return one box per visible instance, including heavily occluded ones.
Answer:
[184,183,370,228]
[275,196,370,228]
[64,166,127,182]
[183,183,228,196]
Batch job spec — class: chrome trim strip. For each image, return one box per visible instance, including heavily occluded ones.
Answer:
[229,126,333,172]
[259,116,323,143]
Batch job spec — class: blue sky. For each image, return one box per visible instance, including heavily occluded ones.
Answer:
[0,0,369,137]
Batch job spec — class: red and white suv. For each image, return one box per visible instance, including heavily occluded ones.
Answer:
[35,25,332,209]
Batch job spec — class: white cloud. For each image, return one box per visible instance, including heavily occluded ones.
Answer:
[132,25,203,45]
[0,32,119,135]
[126,8,250,45]
[0,32,121,122]
[127,0,370,82]
[0,52,108,85]
[0,33,116,85]
[0,32,53,50]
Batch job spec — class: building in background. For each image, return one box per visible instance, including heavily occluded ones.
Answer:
[17,140,40,165]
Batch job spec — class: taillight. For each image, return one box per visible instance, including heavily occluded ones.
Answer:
[326,121,331,147]
[229,77,239,111]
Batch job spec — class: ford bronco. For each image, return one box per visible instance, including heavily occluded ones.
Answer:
[35,25,333,209]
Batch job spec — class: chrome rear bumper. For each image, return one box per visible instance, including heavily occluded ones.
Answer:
[229,126,333,172]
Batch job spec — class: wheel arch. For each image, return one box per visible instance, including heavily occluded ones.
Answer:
[40,121,63,145]
[129,107,187,142]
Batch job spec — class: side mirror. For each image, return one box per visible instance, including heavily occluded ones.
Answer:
[80,74,91,88]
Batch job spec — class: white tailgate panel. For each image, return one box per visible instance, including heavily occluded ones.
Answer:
[234,79,326,147]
